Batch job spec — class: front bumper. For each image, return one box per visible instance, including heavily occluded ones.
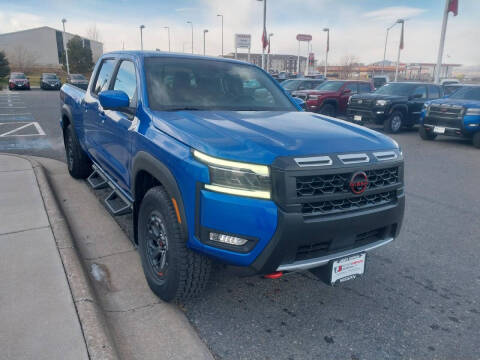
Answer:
[423,114,480,137]
[10,82,30,90]
[347,107,387,123]
[42,82,61,89]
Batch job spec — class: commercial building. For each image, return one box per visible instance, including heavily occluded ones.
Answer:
[0,26,103,70]
[224,52,308,74]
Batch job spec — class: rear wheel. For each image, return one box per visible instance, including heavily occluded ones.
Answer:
[419,126,437,141]
[473,132,480,148]
[138,186,211,302]
[384,111,403,133]
[64,124,91,179]
[319,103,336,117]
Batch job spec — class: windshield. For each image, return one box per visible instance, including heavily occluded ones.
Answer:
[144,57,297,111]
[375,83,417,96]
[281,79,301,90]
[315,81,344,91]
[449,86,480,101]
[11,73,26,79]
[44,74,58,80]
[71,74,86,80]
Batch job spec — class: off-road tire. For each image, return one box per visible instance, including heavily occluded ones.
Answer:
[472,132,480,148]
[419,126,437,141]
[138,186,211,302]
[319,103,336,117]
[384,111,404,133]
[64,124,91,179]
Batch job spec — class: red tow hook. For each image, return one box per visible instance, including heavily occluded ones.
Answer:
[263,271,283,279]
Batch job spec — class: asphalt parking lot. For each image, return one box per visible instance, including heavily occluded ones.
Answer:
[2,89,479,360]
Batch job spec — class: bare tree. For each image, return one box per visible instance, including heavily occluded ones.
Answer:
[86,24,101,42]
[340,55,359,79]
[7,46,37,72]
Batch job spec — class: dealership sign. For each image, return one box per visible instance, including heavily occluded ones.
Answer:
[296,34,312,42]
[235,34,251,49]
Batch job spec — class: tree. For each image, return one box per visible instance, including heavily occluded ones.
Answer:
[0,51,10,79]
[340,55,360,79]
[62,36,93,73]
[86,24,101,42]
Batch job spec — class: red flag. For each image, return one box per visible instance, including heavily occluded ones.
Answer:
[448,0,458,16]
[399,22,404,50]
[261,28,269,50]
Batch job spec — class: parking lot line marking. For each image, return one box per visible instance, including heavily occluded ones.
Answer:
[0,122,45,137]
[0,113,32,116]
[0,106,27,109]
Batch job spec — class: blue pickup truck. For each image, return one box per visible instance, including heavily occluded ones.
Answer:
[60,51,405,301]
[420,85,480,148]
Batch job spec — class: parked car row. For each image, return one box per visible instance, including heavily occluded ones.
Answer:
[7,72,89,91]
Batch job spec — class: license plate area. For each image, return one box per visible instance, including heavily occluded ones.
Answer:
[330,253,366,285]
[434,126,446,134]
[353,115,362,122]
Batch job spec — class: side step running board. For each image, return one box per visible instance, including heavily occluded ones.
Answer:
[87,164,133,216]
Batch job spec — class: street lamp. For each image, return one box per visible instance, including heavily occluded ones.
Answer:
[257,0,267,70]
[187,21,193,54]
[382,19,403,74]
[163,26,170,52]
[267,33,273,71]
[61,18,70,75]
[140,25,145,50]
[394,19,405,82]
[217,14,224,56]
[323,28,329,78]
[203,29,209,55]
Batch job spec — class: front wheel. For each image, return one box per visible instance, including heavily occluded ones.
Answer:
[319,103,336,117]
[419,126,437,141]
[384,111,404,133]
[138,186,211,302]
[473,132,480,149]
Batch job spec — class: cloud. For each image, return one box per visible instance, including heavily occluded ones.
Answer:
[175,7,196,12]
[363,6,427,21]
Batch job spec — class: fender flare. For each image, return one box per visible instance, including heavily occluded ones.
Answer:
[388,104,408,117]
[131,151,189,239]
[61,104,74,130]
[320,98,339,109]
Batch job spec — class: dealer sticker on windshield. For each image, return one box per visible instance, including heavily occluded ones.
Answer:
[331,253,366,284]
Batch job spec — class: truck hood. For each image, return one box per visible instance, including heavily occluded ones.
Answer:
[150,110,398,164]
[353,93,408,102]
[293,90,338,97]
[428,97,480,108]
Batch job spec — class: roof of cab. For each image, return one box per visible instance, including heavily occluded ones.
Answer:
[102,50,254,66]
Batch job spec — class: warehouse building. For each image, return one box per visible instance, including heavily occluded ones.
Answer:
[0,26,103,69]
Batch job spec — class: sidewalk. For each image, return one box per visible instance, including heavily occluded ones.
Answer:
[0,155,88,360]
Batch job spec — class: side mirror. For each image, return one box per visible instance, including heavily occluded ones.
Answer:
[99,90,130,110]
[293,97,305,109]
[343,89,352,95]
[410,93,423,100]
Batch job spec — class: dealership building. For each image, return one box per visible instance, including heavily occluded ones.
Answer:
[224,52,308,74]
[0,26,103,69]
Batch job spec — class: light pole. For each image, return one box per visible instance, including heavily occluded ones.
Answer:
[394,19,405,82]
[323,28,329,78]
[434,0,457,83]
[163,26,170,52]
[187,21,193,54]
[140,25,145,50]
[257,0,267,70]
[61,18,70,75]
[267,33,273,71]
[217,14,224,56]
[203,29,209,55]
[382,19,402,74]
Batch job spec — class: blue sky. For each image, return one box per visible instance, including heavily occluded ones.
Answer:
[1,0,479,66]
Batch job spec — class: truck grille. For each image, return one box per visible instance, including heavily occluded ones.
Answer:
[349,98,373,109]
[302,191,396,215]
[296,167,399,197]
[425,104,464,128]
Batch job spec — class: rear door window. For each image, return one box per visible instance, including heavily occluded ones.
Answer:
[412,85,427,99]
[92,59,116,95]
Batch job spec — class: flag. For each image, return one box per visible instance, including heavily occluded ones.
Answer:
[261,28,269,50]
[448,0,458,16]
[399,21,404,50]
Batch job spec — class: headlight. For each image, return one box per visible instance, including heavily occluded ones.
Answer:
[308,95,318,100]
[193,150,271,199]
[376,100,388,106]
[465,108,480,116]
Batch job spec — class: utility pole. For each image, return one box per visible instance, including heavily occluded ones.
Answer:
[394,20,405,82]
[61,18,70,75]
[203,29,208,55]
[296,40,300,75]
[164,26,170,52]
[435,0,458,83]
[140,25,145,50]
[323,28,329,78]
[187,21,193,54]
[267,33,273,71]
[217,14,224,56]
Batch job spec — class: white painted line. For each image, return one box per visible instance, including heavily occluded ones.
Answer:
[0,107,27,109]
[0,113,32,116]
[0,122,45,137]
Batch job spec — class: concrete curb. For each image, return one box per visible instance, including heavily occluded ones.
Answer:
[24,156,120,360]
